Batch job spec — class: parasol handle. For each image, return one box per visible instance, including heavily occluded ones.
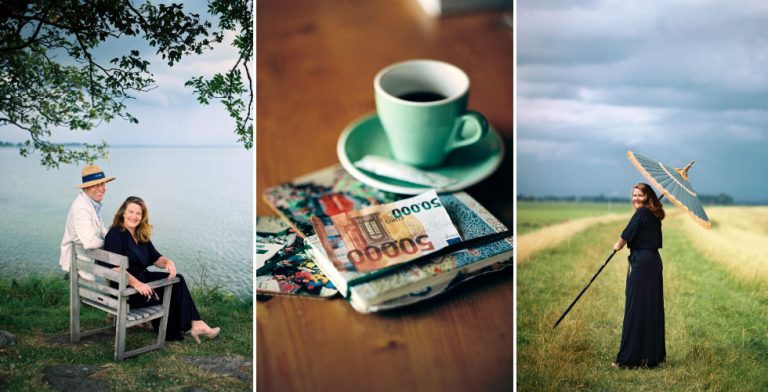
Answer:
[552,250,618,329]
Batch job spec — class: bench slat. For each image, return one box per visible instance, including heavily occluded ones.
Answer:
[129,308,150,320]
[79,288,119,310]
[81,298,118,316]
[77,260,123,283]
[80,248,128,269]
[78,279,120,297]
[127,305,163,321]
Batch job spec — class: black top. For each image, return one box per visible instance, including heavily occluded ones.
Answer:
[621,207,662,250]
[101,226,163,281]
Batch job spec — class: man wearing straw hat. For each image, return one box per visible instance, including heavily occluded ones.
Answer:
[59,164,116,279]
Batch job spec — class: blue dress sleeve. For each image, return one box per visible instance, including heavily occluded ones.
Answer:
[147,240,163,265]
[621,208,649,243]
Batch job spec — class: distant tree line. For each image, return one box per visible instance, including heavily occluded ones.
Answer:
[517,194,628,203]
[697,193,734,205]
[519,193,735,205]
[0,141,82,148]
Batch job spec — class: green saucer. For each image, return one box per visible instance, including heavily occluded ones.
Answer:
[337,112,505,195]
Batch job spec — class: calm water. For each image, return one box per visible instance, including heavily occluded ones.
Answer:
[0,146,252,296]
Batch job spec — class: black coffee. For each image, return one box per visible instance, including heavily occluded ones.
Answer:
[398,91,446,102]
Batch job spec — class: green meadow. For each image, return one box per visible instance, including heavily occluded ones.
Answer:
[517,201,629,235]
[517,202,768,391]
[0,275,252,391]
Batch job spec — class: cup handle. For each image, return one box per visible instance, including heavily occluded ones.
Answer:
[448,111,489,151]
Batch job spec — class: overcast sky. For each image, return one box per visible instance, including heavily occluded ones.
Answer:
[517,0,768,203]
[0,3,242,146]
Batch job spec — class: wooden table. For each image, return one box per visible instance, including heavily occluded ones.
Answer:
[256,1,514,391]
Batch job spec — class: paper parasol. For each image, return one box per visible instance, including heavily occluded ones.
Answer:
[627,151,711,229]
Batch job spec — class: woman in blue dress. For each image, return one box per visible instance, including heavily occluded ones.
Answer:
[611,183,666,368]
[102,196,220,343]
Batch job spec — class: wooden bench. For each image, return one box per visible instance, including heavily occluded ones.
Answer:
[69,245,180,361]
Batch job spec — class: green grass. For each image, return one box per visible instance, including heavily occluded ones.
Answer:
[0,275,252,391]
[517,213,768,391]
[517,201,629,235]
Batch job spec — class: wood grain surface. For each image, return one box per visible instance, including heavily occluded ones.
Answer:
[257,1,514,391]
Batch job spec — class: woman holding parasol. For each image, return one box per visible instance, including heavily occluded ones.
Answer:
[611,183,666,368]
[611,151,710,367]
[552,151,711,367]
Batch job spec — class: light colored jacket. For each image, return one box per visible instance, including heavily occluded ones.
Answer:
[60,192,107,277]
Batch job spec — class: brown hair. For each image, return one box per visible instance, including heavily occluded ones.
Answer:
[633,183,665,221]
[111,196,153,243]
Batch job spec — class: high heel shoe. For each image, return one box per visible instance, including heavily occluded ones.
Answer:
[189,326,221,344]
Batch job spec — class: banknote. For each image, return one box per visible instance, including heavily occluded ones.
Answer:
[262,166,400,237]
[311,190,462,272]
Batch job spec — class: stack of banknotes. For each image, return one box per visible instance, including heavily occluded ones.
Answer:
[310,190,462,273]
[258,165,514,313]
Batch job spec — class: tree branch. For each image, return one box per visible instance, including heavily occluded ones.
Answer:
[0,4,52,52]
[125,2,150,26]
[73,32,98,106]
[243,60,253,125]
[0,117,35,133]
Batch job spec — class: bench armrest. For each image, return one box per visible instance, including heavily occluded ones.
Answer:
[122,277,180,296]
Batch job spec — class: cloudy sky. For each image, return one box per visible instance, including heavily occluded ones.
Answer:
[0,3,242,147]
[517,0,768,203]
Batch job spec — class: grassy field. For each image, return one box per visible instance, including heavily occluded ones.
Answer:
[517,201,630,235]
[0,275,252,391]
[517,203,768,391]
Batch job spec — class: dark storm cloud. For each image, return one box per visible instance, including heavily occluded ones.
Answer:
[518,0,768,202]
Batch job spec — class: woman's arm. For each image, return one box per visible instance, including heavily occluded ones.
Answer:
[107,266,153,298]
[126,272,154,298]
[154,256,177,280]
[147,240,177,280]
[613,238,627,251]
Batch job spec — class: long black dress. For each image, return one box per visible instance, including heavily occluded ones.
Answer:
[101,227,200,341]
[615,207,666,367]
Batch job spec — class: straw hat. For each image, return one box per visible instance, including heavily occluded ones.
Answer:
[76,165,116,189]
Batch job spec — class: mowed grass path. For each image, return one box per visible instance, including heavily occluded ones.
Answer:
[517,215,768,391]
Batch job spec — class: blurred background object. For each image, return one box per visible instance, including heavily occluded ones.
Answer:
[416,0,512,17]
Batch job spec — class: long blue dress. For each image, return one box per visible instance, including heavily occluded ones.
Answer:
[615,207,666,367]
[101,227,200,341]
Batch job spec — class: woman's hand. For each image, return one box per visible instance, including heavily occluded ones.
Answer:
[131,280,154,299]
[613,238,627,252]
[127,273,153,298]
[154,256,178,280]
[165,259,177,280]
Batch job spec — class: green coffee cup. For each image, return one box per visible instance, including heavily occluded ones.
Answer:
[374,59,488,168]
